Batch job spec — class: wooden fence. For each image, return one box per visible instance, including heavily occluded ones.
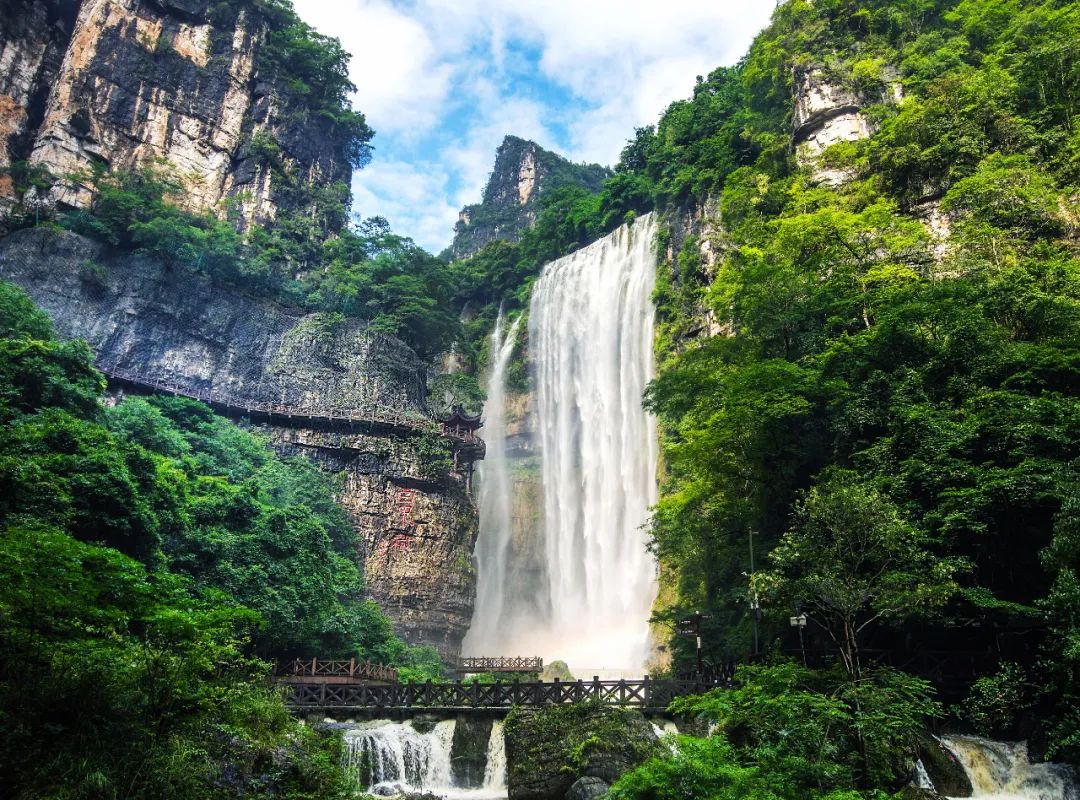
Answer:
[282,676,725,712]
[276,658,398,685]
[457,656,543,673]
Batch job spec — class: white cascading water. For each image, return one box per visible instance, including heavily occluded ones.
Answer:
[937,736,1079,800]
[464,310,523,653]
[344,719,455,795]
[482,720,507,791]
[529,212,660,672]
[343,718,508,799]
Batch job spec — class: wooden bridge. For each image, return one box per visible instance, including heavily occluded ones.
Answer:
[99,364,484,451]
[276,657,398,685]
[281,675,728,714]
[457,656,543,673]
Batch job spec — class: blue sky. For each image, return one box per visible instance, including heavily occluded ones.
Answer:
[291,1,774,253]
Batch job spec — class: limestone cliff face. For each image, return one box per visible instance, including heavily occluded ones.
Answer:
[450,135,610,259]
[792,66,903,186]
[0,228,479,660]
[0,0,352,227]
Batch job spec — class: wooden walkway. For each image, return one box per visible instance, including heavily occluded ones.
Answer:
[276,657,398,685]
[99,365,484,449]
[457,656,543,673]
[282,675,730,713]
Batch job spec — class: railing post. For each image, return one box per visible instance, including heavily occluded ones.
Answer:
[593,675,601,702]
[643,674,650,708]
[311,657,317,676]
[350,657,355,677]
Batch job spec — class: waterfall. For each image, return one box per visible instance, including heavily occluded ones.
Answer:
[938,736,1079,800]
[529,212,660,671]
[482,720,507,790]
[344,719,455,795]
[464,309,523,652]
[342,717,507,799]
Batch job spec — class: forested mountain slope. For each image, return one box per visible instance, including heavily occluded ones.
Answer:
[447,0,1080,789]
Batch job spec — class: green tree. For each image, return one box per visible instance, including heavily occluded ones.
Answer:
[756,472,959,680]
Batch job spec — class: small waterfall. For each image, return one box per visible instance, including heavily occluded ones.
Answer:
[343,718,507,799]
[343,719,455,795]
[482,720,507,790]
[913,758,935,790]
[464,309,523,653]
[939,736,1079,800]
[529,212,660,671]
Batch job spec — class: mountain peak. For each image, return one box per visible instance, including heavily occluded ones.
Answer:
[450,136,610,260]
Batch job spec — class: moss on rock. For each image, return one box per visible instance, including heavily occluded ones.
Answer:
[504,702,664,800]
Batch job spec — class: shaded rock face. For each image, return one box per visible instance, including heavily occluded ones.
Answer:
[504,704,663,800]
[450,135,610,259]
[450,716,494,788]
[0,0,351,228]
[0,228,426,412]
[0,227,479,660]
[917,735,973,798]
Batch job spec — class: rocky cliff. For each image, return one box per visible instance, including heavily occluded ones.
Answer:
[0,227,479,659]
[0,0,356,228]
[450,135,610,259]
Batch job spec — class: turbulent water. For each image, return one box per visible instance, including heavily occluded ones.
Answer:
[528,212,660,672]
[938,736,1079,800]
[343,719,506,799]
[464,309,524,653]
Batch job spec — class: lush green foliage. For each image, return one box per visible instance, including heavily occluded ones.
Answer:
[0,281,435,797]
[631,2,1080,765]
[610,662,937,799]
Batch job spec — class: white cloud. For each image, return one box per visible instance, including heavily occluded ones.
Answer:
[292,0,774,251]
[351,158,459,251]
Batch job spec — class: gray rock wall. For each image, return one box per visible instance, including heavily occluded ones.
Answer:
[0,227,478,661]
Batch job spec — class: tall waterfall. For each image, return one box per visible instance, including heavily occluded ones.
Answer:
[530,212,660,671]
[464,309,523,653]
[938,736,1078,800]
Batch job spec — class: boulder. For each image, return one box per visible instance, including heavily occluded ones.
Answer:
[505,703,664,800]
[918,734,973,797]
[451,715,494,788]
[565,776,609,800]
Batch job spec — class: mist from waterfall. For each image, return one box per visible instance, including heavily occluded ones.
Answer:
[529,212,660,672]
[463,309,523,654]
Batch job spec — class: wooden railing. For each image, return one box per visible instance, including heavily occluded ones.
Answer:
[276,657,398,684]
[282,676,727,712]
[99,364,483,449]
[458,656,543,673]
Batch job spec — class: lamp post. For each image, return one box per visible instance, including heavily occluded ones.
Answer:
[677,612,711,675]
[789,610,808,666]
[748,528,760,657]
